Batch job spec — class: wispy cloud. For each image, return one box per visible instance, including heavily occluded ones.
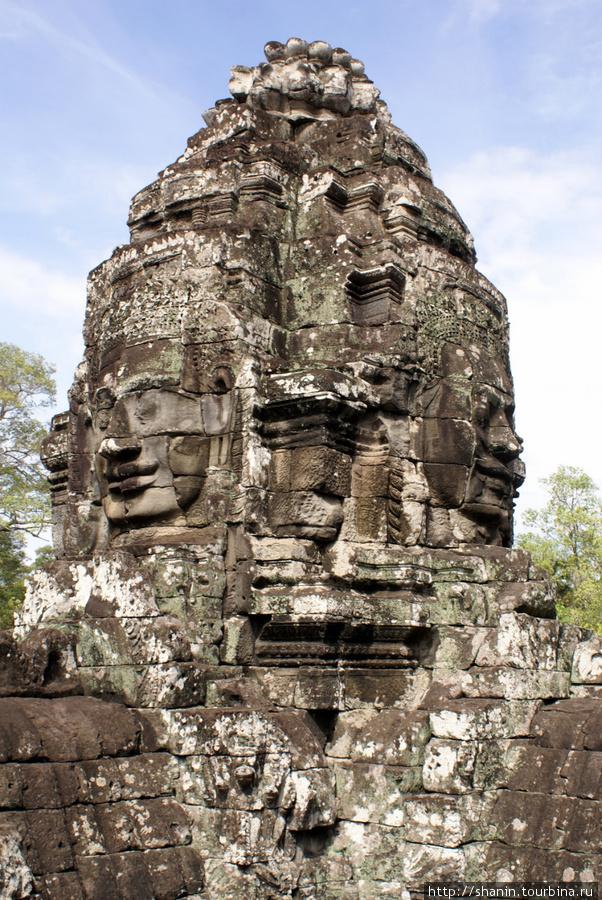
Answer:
[461,0,502,24]
[0,0,199,121]
[0,152,153,222]
[440,146,602,515]
[0,245,84,320]
[0,0,163,102]
[0,244,85,408]
[528,46,602,122]
[448,0,597,23]
[441,146,601,269]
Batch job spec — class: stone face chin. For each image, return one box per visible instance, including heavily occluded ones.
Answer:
[2,40,601,900]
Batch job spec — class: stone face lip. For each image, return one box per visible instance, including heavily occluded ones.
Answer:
[2,39,601,900]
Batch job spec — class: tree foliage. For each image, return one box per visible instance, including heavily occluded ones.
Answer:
[0,342,56,537]
[0,342,56,628]
[517,465,602,634]
[0,534,54,629]
[0,530,27,629]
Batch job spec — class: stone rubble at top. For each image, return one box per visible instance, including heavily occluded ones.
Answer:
[225,37,385,122]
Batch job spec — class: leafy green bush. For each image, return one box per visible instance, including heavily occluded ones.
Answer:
[517,465,602,634]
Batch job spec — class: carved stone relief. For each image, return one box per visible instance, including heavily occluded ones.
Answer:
[1,38,599,899]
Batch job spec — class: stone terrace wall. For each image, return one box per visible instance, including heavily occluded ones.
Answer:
[1,544,601,897]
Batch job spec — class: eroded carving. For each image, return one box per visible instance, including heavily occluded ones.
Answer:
[4,39,600,899]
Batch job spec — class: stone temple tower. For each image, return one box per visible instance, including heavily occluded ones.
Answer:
[1,40,600,900]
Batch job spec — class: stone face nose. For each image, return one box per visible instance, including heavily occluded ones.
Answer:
[98,436,141,459]
[487,424,521,460]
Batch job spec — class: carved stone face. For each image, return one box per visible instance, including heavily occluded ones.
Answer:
[92,343,235,538]
[96,391,190,524]
[465,383,522,511]
[414,347,524,547]
[465,354,524,542]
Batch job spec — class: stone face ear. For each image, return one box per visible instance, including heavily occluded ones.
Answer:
[229,65,254,100]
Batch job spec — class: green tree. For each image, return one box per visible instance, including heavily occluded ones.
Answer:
[0,530,28,629]
[0,535,55,629]
[517,465,602,633]
[0,342,56,536]
[0,342,56,628]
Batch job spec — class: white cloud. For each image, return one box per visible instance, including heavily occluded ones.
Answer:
[0,153,153,223]
[461,0,502,24]
[0,245,84,318]
[439,146,602,521]
[0,246,85,405]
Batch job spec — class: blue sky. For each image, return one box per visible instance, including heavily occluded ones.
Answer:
[1,0,601,522]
